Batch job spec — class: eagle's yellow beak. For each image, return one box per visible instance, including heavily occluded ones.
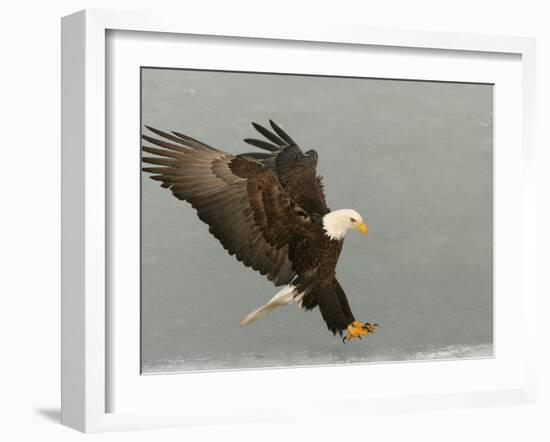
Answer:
[352,221,368,236]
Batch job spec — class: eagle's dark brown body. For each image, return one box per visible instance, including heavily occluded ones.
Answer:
[142,120,359,335]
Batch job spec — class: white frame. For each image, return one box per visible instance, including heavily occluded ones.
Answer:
[109,29,523,415]
[61,9,538,433]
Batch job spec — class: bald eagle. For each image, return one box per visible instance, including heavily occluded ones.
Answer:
[142,120,378,342]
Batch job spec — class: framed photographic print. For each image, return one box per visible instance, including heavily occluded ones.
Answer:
[61,9,538,432]
[139,68,492,372]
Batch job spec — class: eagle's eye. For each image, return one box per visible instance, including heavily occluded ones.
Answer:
[349,217,357,223]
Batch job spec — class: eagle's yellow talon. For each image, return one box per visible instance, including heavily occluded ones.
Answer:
[344,321,379,342]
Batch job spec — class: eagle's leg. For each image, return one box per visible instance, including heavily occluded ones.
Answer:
[343,321,379,342]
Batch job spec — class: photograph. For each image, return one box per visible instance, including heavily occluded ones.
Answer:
[140,67,493,373]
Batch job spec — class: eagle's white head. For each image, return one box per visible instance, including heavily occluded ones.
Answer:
[322,209,367,241]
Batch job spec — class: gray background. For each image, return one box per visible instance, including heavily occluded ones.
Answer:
[141,68,493,373]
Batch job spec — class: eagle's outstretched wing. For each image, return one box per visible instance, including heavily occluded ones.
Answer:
[142,126,314,286]
[242,120,330,216]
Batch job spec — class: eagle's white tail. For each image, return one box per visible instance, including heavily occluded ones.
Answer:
[239,285,301,326]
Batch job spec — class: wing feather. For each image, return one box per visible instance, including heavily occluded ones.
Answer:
[243,138,280,152]
[251,122,286,146]
[142,127,312,286]
[243,121,330,215]
[269,119,297,146]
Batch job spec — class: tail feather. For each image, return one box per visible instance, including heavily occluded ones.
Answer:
[239,302,284,326]
[239,285,299,326]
